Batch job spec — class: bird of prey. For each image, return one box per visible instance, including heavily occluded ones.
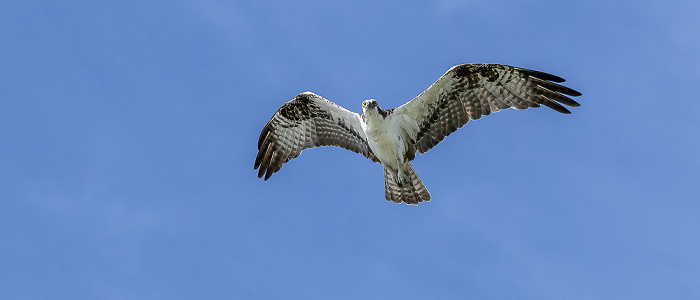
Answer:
[255,64,581,205]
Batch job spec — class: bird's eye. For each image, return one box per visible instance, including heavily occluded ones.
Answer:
[362,102,366,107]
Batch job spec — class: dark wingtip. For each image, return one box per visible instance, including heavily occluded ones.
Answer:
[567,89,583,97]
[566,98,582,107]
[254,155,262,170]
[542,99,572,114]
[517,68,566,83]
[550,83,582,97]
[257,164,266,178]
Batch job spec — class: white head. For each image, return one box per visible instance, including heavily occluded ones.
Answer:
[362,99,379,115]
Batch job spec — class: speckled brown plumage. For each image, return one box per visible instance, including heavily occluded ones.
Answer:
[400,64,581,155]
[255,93,378,181]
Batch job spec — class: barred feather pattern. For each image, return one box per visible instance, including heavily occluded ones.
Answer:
[394,64,582,154]
[255,92,379,180]
[384,164,431,205]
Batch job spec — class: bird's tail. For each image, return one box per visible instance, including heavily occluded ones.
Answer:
[384,163,431,205]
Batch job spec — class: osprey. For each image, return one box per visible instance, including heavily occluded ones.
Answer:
[255,64,581,205]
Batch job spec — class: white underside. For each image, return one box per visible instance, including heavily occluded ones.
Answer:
[360,108,418,175]
[360,105,431,203]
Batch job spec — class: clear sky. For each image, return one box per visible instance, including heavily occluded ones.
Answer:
[2,1,699,299]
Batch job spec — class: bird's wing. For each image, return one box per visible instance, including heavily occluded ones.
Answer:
[392,64,582,154]
[255,92,378,180]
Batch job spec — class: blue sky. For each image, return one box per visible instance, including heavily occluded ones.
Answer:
[2,0,699,299]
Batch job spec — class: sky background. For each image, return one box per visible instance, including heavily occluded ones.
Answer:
[2,0,699,299]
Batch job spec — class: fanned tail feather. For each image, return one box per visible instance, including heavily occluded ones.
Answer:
[384,164,431,205]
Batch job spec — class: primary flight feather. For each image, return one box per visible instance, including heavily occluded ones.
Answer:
[255,63,582,205]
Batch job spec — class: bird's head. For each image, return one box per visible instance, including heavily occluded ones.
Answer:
[362,99,379,113]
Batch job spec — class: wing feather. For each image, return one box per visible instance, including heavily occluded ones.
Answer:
[393,64,581,154]
[254,92,378,180]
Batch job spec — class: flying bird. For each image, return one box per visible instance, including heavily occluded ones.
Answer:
[255,64,581,205]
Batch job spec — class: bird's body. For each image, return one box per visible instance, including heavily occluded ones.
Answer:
[361,103,405,171]
[255,64,582,205]
[360,100,430,202]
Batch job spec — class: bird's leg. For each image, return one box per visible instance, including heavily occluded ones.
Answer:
[397,168,405,186]
[394,156,409,187]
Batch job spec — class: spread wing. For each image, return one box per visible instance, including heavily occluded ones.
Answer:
[393,64,582,154]
[255,92,378,180]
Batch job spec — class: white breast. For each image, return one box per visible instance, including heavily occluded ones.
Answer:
[361,111,405,169]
